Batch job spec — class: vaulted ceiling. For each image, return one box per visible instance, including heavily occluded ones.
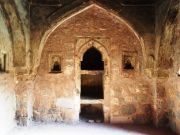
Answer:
[28,0,162,5]
[29,0,158,36]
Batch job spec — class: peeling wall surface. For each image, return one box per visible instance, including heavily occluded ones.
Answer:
[0,0,29,126]
[0,0,180,134]
[33,5,151,123]
[163,2,180,134]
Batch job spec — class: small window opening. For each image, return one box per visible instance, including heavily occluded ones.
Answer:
[177,67,180,77]
[51,61,61,72]
[0,54,6,72]
[50,56,61,73]
[4,54,6,72]
[0,58,2,72]
[123,56,134,70]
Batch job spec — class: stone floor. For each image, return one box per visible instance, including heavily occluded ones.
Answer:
[110,124,177,135]
[9,122,177,135]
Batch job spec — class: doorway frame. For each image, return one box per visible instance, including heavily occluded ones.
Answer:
[75,37,110,122]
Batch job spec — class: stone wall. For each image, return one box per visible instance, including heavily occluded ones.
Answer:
[32,5,154,124]
[0,0,30,126]
[1,0,180,134]
[155,0,180,134]
[30,0,155,73]
[165,4,180,134]
[0,2,13,71]
[0,0,29,68]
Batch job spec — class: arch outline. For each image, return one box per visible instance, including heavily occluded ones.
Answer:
[34,3,146,74]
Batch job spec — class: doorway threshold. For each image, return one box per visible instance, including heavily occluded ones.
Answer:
[81,99,103,104]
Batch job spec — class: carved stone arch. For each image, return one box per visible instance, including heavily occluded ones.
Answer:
[32,2,148,123]
[74,38,111,122]
[78,39,109,61]
[35,3,146,74]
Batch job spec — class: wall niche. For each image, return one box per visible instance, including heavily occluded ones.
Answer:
[122,51,138,77]
[0,53,7,72]
[49,53,62,73]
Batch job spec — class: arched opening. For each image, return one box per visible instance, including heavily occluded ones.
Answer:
[81,47,104,70]
[80,47,104,99]
[123,55,134,70]
[51,61,61,72]
[50,56,61,73]
[34,4,145,124]
[80,46,104,122]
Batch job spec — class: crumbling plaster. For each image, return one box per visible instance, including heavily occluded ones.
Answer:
[0,0,180,134]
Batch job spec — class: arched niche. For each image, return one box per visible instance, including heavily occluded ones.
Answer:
[75,39,110,122]
[81,47,104,70]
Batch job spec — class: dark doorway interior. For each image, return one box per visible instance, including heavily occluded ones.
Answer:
[80,47,104,99]
[81,47,104,70]
[81,73,103,99]
[80,104,104,123]
[0,54,6,72]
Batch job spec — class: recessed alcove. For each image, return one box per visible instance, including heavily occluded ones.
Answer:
[80,104,104,122]
[51,61,61,73]
[81,72,103,99]
[177,68,180,77]
[49,55,62,73]
[80,47,104,99]
[81,47,104,70]
[123,55,134,70]
[80,46,104,122]
[0,54,7,72]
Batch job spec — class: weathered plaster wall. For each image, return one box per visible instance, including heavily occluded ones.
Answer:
[30,0,155,73]
[1,0,180,134]
[166,11,180,133]
[32,5,153,124]
[155,0,180,133]
[0,5,13,71]
[154,0,171,127]
[0,1,16,130]
[164,4,180,134]
[14,0,30,71]
[0,0,29,68]
[0,0,30,126]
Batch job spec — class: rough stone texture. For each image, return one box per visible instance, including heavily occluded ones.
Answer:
[0,0,29,67]
[165,19,180,133]
[0,0,180,134]
[33,5,151,123]
[155,0,180,134]
[0,0,30,126]
[121,104,136,116]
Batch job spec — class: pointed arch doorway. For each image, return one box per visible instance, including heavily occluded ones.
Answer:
[75,38,110,123]
[81,47,104,99]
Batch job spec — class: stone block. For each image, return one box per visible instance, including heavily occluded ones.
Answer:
[121,104,136,116]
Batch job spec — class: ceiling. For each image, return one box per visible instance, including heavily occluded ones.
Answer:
[29,0,162,5]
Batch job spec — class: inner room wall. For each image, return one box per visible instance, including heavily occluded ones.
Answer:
[1,0,180,134]
[33,5,153,124]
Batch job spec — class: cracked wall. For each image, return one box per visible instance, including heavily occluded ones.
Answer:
[0,0,180,134]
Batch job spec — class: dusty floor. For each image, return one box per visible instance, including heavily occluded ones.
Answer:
[8,122,177,135]
[111,124,177,135]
